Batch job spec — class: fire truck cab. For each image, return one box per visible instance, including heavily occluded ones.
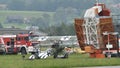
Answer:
[0,34,34,54]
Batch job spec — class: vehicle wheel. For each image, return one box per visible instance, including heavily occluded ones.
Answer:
[53,52,58,58]
[64,53,68,58]
[3,49,6,55]
[21,48,27,55]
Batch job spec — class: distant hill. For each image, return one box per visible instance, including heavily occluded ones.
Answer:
[0,0,120,36]
[0,0,119,11]
[0,10,54,29]
[0,0,119,28]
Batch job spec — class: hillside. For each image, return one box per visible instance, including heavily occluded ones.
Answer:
[0,0,119,11]
[0,0,119,28]
[0,0,119,35]
[0,10,54,29]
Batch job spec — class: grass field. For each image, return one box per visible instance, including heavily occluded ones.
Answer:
[0,53,120,68]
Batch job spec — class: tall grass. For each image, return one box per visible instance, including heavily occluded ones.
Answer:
[0,53,120,68]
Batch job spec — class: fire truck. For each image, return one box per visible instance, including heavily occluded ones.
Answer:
[0,34,34,54]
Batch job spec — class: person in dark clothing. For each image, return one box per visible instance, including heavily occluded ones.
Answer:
[51,40,68,59]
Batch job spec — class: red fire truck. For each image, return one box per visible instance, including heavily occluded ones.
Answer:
[0,34,34,54]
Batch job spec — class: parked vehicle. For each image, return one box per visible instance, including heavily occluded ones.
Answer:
[0,34,34,54]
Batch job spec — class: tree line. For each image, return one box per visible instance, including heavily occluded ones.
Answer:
[1,0,95,11]
[1,0,119,11]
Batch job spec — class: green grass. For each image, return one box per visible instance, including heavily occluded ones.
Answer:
[0,53,120,68]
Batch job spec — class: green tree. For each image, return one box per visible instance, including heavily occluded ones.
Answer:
[30,17,49,30]
[0,23,3,28]
[7,0,26,10]
[43,22,75,36]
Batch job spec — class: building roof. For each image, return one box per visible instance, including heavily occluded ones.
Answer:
[0,28,30,35]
